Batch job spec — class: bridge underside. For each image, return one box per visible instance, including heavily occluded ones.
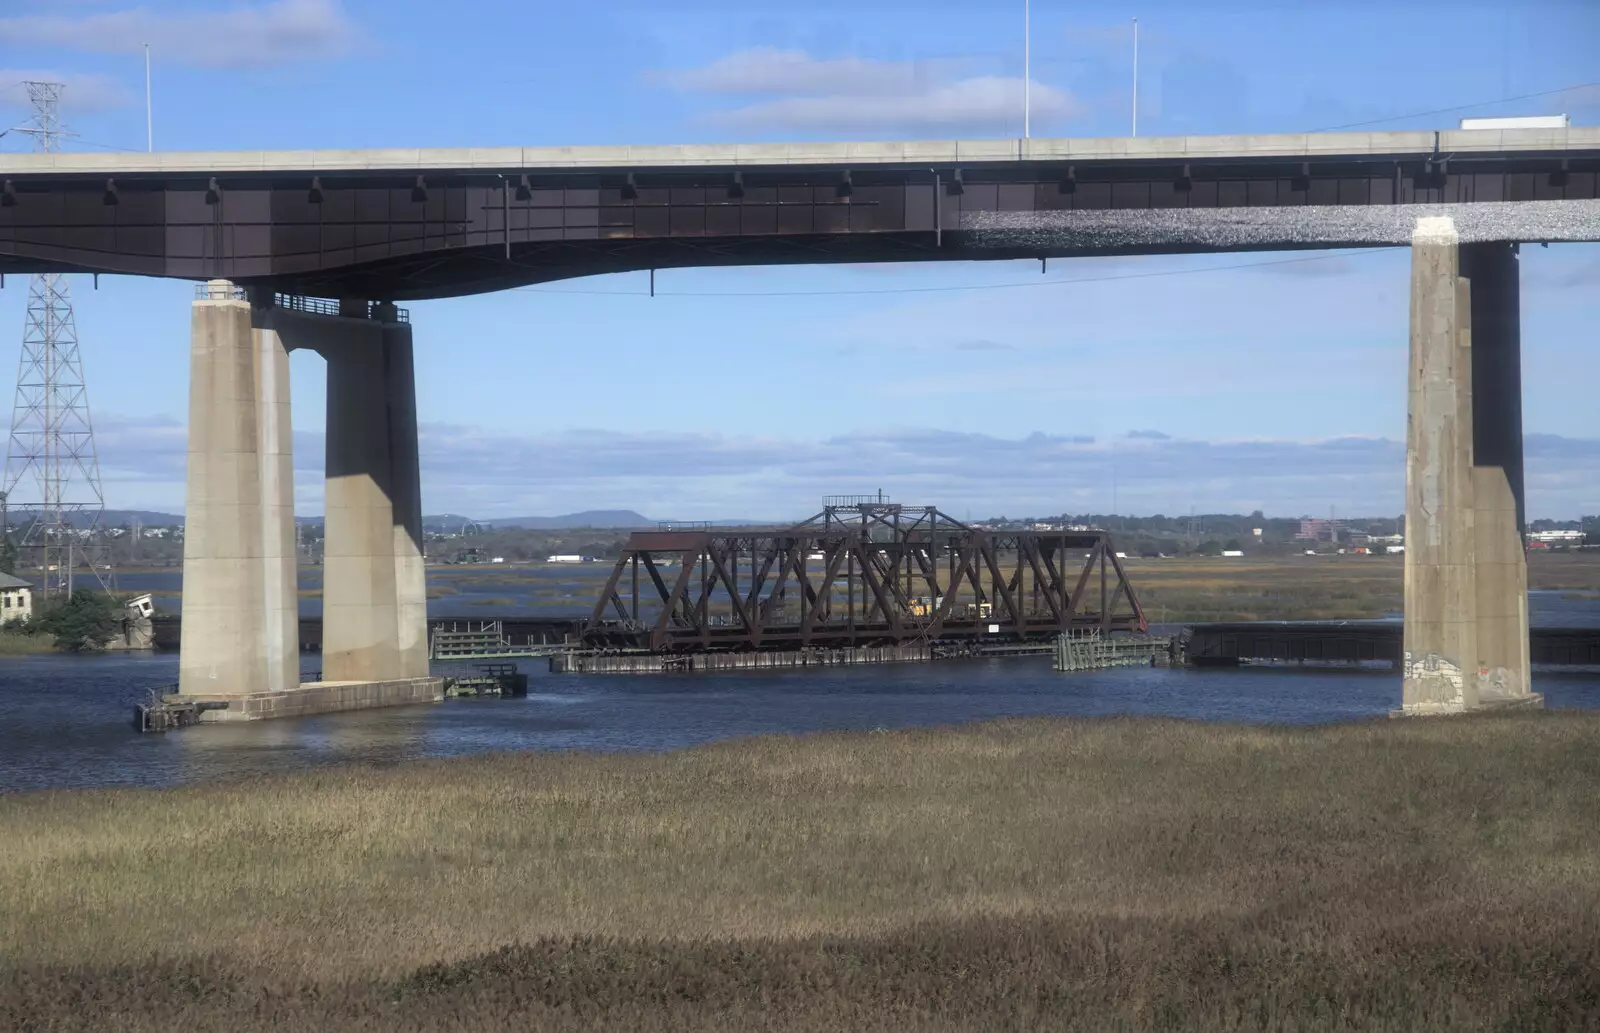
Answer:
[3,150,1598,299]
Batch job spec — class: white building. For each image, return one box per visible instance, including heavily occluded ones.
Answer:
[1,573,33,624]
[1528,530,1586,544]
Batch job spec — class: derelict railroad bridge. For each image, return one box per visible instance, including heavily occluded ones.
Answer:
[3,126,1598,718]
[582,497,1145,653]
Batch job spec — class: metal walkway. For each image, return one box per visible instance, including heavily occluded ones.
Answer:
[429,621,570,661]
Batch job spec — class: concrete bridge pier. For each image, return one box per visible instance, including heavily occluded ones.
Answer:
[1401,221,1538,714]
[320,300,429,682]
[177,282,299,698]
[175,284,439,720]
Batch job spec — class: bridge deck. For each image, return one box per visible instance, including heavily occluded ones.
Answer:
[5,128,1598,177]
[4,128,1597,298]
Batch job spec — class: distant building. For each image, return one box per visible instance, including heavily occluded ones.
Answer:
[1528,530,1585,545]
[1295,518,1347,543]
[0,573,33,624]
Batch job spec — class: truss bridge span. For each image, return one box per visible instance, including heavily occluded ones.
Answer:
[582,499,1147,653]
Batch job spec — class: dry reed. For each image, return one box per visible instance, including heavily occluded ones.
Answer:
[4,712,1600,1030]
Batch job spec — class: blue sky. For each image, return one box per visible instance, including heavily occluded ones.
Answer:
[2,0,1597,521]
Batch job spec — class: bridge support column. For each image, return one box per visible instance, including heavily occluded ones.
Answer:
[1401,220,1537,714]
[178,282,299,697]
[320,301,429,682]
[380,305,429,679]
[1463,242,1532,704]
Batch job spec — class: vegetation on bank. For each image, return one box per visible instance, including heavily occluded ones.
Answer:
[3,713,1599,1031]
[0,591,123,653]
[0,629,55,655]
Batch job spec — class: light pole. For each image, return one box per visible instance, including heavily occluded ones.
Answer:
[144,43,153,152]
[1131,17,1139,137]
[1023,0,1031,138]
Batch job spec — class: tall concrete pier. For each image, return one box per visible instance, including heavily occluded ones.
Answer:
[178,284,299,697]
[177,284,439,720]
[317,300,429,683]
[1401,222,1537,714]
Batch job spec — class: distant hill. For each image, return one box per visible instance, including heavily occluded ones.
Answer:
[486,510,655,530]
[433,512,785,530]
[28,509,788,532]
[99,510,185,528]
[15,509,769,532]
[420,513,480,532]
[421,510,654,531]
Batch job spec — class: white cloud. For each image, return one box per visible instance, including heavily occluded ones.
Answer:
[663,47,1082,136]
[0,0,356,69]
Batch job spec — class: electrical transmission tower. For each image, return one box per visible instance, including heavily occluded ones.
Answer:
[2,82,115,597]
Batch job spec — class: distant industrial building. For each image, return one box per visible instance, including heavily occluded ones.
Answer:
[1294,518,1347,543]
[0,572,33,624]
[1528,530,1586,545]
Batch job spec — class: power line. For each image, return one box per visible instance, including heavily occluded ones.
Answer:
[1310,79,1600,132]
[511,248,1400,299]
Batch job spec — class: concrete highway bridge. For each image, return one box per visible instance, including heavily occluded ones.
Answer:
[4,126,1598,718]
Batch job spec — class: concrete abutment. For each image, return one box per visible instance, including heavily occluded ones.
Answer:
[1401,226,1538,715]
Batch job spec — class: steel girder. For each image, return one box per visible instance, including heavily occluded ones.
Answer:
[582,507,1147,652]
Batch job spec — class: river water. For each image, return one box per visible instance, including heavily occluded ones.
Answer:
[2,649,1598,793]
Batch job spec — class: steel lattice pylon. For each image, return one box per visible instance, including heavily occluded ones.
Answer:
[2,82,114,597]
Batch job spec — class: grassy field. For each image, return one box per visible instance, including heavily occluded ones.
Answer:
[1126,550,1600,623]
[4,713,1600,1030]
[124,551,1600,622]
[1125,555,1404,622]
[1529,549,1600,590]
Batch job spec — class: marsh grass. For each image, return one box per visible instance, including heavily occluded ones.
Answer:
[1128,552,1599,622]
[4,713,1600,1030]
[1124,556,1402,621]
[0,630,54,655]
[1528,550,1600,591]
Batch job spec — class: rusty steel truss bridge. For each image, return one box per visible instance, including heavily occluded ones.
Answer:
[581,497,1147,653]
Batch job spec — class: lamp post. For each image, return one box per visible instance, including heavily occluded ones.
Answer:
[144,44,153,151]
[1023,0,1031,138]
[1131,17,1140,137]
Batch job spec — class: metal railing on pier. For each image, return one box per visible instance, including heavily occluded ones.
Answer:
[193,282,409,322]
